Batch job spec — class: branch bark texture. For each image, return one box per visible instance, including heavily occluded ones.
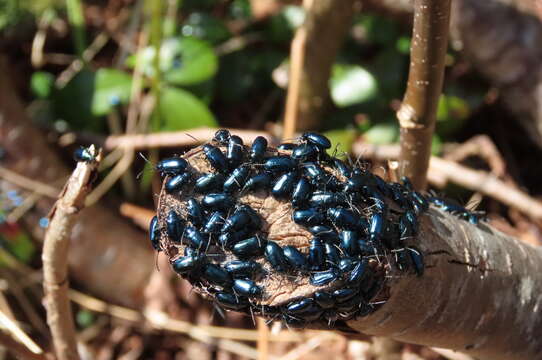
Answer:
[42,149,102,360]
[283,0,361,138]
[0,57,152,308]
[346,208,542,360]
[397,0,451,190]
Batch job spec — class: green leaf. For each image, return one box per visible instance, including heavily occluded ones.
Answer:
[92,68,132,116]
[330,64,378,107]
[282,6,305,29]
[53,68,131,129]
[157,86,217,131]
[181,12,231,44]
[128,37,218,86]
[436,95,470,136]
[31,71,55,99]
[76,309,95,328]
[323,128,358,159]
[363,123,399,144]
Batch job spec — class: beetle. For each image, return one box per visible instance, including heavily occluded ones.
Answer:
[369,213,384,243]
[221,207,251,233]
[314,291,335,309]
[213,129,231,145]
[291,177,312,208]
[310,268,339,286]
[286,298,316,314]
[309,192,348,208]
[333,288,359,303]
[202,263,232,287]
[324,243,341,266]
[223,165,250,194]
[308,237,325,271]
[165,172,192,194]
[182,226,208,251]
[73,146,97,163]
[326,208,359,230]
[250,136,268,162]
[308,226,339,242]
[292,208,326,227]
[339,230,360,257]
[156,157,188,177]
[283,246,308,271]
[242,172,272,192]
[172,254,205,275]
[265,241,289,272]
[202,193,234,210]
[300,132,331,149]
[233,279,262,297]
[186,198,205,227]
[272,171,298,200]
[292,143,320,161]
[194,173,226,193]
[203,211,226,234]
[347,259,370,283]
[224,260,262,277]
[216,292,249,310]
[232,236,267,259]
[226,135,245,169]
[332,158,352,178]
[149,215,161,251]
[263,156,297,173]
[218,229,252,249]
[203,144,228,172]
[166,210,185,242]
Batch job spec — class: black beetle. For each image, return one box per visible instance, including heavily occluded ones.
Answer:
[327,208,359,230]
[194,173,226,193]
[149,215,161,251]
[277,143,295,151]
[223,165,250,194]
[166,210,185,242]
[291,177,312,208]
[292,143,320,161]
[272,171,298,200]
[250,136,268,162]
[263,156,297,173]
[227,135,245,169]
[172,254,205,274]
[233,279,262,297]
[183,226,208,251]
[286,298,316,314]
[232,236,267,259]
[308,237,325,271]
[186,198,205,227]
[265,241,289,272]
[314,291,335,309]
[224,260,261,277]
[339,230,360,257]
[301,132,331,149]
[156,157,188,177]
[292,208,326,227]
[202,263,232,287]
[213,129,231,145]
[203,144,228,172]
[324,243,341,266]
[202,193,234,210]
[216,292,249,310]
[243,172,272,192]
[310,268,339,286]
[203,211,226,233]
[283,245,308,271]
[165,172,192,194]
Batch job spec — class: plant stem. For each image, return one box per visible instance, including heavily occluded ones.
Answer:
[65,0,87,59]
[148,0,164,128]
[397,0,451,190]
[283,0,361,139]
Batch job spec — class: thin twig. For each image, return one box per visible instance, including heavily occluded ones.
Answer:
[68,289,311,342]
[397,0,451,190]
[0,311,44,356]
[0,331,48,360]
[42,145,101,360]
[104,128,276,150]
[119,203,155,230]
[352,141,542,220]
[257,317,270,360]
[0,166,61,198]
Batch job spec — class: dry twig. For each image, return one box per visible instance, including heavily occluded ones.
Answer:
[42,145,102,360]
[283,0,362,137]
[397,0,451,189]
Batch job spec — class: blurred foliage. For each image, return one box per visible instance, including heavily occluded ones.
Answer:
[8,0,488,198]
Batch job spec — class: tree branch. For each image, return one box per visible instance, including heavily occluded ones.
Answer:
[283,0,361,138]
[43,146,101,360]
[397,0,451,189]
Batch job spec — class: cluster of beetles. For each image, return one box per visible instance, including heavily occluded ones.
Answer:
[146,129,482,327]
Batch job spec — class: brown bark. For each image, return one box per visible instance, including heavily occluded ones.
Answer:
[0,57,152,308]
[397,0,451,190]
[346,208,542,360]
[42,147,101,360]
[283,0,362,137]
[365,0,542,149]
